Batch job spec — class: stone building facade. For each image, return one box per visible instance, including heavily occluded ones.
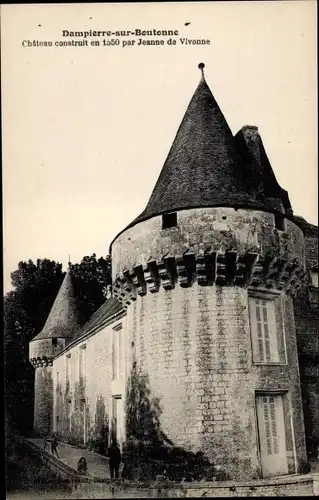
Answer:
[29,64,318,480]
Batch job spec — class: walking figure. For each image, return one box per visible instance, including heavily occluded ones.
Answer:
[77,457,88,475]
[108,440,121,480]
[51,433,60,458]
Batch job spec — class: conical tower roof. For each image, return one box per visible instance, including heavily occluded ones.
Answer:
[132,63,256,226]
[110,63,293,250]
[31,269,82,341]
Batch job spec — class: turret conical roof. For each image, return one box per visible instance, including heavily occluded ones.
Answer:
[31,269,82,341]
[132,64,256,225]
[110,64,293,249]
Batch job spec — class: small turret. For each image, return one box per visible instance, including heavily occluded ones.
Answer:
[29,269,81,434]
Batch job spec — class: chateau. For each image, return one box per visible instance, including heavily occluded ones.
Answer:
[29,64,318,480]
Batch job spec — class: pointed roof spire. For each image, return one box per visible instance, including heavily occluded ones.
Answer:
[198,62,205,80]
[130,63,255,226]
[31,269,82,341]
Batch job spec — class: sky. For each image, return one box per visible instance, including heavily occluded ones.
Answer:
[2,1,317,293]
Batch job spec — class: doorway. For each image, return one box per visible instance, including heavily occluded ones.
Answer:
[256,393,289,477]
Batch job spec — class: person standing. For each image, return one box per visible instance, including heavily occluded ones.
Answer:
[51,433,60,458]
[108,441,121,480]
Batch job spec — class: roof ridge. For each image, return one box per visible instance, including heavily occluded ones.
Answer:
[70,296,124,343]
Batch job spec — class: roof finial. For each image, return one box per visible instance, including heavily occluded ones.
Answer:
[198,62,205,80]
[68,254,71,269]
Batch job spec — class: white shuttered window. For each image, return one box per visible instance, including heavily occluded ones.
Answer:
[249,296,281,363]
[256,393,289,477]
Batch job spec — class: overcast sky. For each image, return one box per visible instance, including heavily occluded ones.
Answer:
[2,1,317,293]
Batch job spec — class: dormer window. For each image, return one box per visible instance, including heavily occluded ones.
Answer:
[52,338,57,346]
[162,212,177,229]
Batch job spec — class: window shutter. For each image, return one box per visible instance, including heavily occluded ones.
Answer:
[118,327,122,376]
[263,396,272,455]
[249,297,280,363]
[266,300,279,362]
[269,396,279,454]
[262,395,280,456]
[249,297,260,361]
[256,299,266,362]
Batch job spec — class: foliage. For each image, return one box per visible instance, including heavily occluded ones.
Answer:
[4,259,64,434]
[4,255,112,436]
[69,253,112,324]
[124,362,219,482]
[125,361,173,448]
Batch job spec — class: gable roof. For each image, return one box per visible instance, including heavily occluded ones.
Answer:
[71,297,124,343]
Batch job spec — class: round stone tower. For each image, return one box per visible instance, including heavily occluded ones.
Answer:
[110,64,308,479]
[29,269,81,435]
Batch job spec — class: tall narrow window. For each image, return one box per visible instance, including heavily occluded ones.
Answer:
[309,270,318,305]
[118,328,122,376]
[248,294,285,364]
[310,270,319,288]
[112,331,117,380]
[66,355,70,382]
[112,324,123,380]
[65,353,71,393]
[274,214,285,231]
[79,345,86,386]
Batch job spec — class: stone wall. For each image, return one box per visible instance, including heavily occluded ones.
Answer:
[111,206,307,479]
[30,338,67,435]
[71,475,317,498]
[111,207,305,282]
[30,338,66,361]
[52,320,121,451]
[34,367,53,435]
[45,206,310,479]
[294,229,319,457]
[124,283,307,480]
